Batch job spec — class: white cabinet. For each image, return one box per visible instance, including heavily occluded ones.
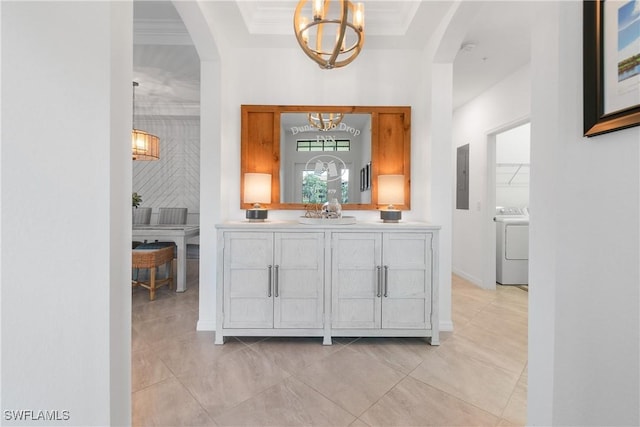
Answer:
[332,232,434,332]
[219,231,325,341]
[216,222,439,345]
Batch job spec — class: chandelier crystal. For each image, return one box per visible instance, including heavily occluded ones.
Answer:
[294,0,364,69]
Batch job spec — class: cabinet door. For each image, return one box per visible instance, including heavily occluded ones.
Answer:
[223,232,274,328]
[331,233,382,329]
[273,232,324,329]
[382,233,432,329]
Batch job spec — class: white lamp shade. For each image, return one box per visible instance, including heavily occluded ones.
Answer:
[132,129,160,161]
[378,175,404,206]
[244,173,272,204]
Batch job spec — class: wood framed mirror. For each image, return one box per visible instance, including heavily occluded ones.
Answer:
[241,105,410,211]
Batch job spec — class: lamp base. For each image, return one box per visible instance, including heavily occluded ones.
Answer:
[381,210,401,223]
[246,209,268,222]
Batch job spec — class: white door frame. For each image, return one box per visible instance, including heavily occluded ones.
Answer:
[482,117,530,289]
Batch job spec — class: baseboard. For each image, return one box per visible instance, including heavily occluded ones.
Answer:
[439,320,454,332]
[452,268,483,287]
[197,319,216,331]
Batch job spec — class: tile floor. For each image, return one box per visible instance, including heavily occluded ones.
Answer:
[132,264,528,426]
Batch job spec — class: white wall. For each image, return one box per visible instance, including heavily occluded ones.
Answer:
[1,2,131,425]
[452,65,531,287]
[496,122,530,208]
[529,2,640,425]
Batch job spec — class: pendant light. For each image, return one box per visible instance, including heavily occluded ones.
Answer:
[307,112,344,131]
[131,81,159,161]
[294,0,364,69]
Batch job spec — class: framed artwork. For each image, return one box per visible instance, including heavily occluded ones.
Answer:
[584,0,640,137]
[360,167,365,191]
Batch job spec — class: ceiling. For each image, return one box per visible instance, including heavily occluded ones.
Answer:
[133,0,536,112]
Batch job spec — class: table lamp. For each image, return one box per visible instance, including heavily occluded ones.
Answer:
[244,173,272,221]
[378,174,404,223]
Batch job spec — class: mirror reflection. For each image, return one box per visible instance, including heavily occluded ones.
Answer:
[279,113,372,205]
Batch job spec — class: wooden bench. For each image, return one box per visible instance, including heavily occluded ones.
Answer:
[132,245,174,300]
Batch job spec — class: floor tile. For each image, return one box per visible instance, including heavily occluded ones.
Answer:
[480,301,529,328]
[132,349,174,393]
[251,337,342,375]
[497,418,521,426]
[133,309,199,349]
[155,331,245,376]
[177,346,291,418]
[132,377,215,427]
[132,291,198,323]
[359,376,499,426]
[468,308,528,349]
[445,325,528,375]
[410,344,521,417]
[132,326,150,353]
[295,347,406,416]
[501,369,528,425]
[345,337,436,374]
[132,270,530,426]
[332,337,363,345]
[214,377,356,426]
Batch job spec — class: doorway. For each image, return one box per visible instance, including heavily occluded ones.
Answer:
[485,121,531,288]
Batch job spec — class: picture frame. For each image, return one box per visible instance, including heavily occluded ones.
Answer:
[360,167,365,191]
[584,0,640,137]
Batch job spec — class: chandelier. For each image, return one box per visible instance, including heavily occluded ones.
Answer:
[131,82,160,161]
[308,112,344,131]
[294,0,364,69]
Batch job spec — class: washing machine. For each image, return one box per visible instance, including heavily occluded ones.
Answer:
[494,207,529,285]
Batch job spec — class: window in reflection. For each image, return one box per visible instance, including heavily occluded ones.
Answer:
[296,137,351,152]
[302,169,349,204]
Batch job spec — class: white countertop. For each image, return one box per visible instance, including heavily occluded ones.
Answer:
[216,219,441,231]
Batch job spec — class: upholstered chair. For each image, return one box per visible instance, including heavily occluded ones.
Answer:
[132,207,152,225]
[158,207,187,225]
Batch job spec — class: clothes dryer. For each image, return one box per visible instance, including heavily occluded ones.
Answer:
[494,208,529,285]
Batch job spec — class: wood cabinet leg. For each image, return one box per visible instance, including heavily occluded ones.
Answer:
[149,268,156,301]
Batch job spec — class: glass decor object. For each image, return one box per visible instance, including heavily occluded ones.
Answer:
[322,189,342,219]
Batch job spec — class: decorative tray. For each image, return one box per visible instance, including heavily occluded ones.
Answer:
[298,216,357,225]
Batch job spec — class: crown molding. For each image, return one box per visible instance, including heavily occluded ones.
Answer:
[134,19,193,45]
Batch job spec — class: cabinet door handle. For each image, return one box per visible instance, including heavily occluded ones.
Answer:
[376,266,382,297]
[274,265,280,297]
[268,265,273,297]
[384,265,389,297]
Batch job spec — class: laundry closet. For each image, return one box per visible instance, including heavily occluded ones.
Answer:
[494,123,530,285]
